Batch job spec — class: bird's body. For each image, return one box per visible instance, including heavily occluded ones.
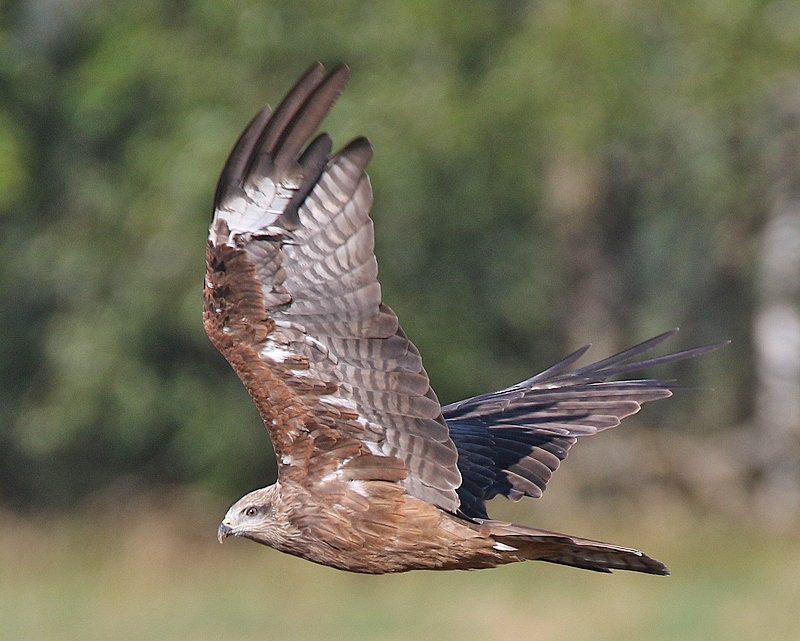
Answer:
[220,480,671,574]
[206,63,724,575]
[223,480,488,574]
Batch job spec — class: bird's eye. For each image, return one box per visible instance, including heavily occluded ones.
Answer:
[244,506,258,517]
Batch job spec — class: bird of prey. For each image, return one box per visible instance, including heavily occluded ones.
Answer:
[206,62,724,575]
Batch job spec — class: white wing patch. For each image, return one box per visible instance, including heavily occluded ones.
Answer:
[210,176,299,245]
[259,342,293,364]
[324,394,359,412]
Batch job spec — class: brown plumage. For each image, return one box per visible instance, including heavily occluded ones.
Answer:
[206,63,726,575]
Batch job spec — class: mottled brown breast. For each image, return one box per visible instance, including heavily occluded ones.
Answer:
[275,477,499,574]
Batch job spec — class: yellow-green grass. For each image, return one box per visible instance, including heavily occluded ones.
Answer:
[2,488,798,641]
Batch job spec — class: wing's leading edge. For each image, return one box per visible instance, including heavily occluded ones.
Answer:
[204,64,461,511]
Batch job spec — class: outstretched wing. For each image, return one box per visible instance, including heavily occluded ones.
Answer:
[204,63,461,511]
[444,330,728,519]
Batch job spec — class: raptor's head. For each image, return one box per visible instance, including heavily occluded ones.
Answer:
[217,484,286,547]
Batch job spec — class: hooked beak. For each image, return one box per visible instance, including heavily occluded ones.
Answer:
[217,520,234,543]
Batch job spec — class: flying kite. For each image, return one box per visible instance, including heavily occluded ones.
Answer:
[206,63,724,574]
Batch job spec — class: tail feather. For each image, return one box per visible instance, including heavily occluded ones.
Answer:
[482,519,670,576]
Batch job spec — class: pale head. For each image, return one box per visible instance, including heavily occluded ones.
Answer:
[217,484,286,547]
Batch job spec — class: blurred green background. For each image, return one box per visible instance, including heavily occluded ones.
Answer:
[2,0,799,638]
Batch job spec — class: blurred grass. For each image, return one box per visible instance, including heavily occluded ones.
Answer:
[2,487,798,641]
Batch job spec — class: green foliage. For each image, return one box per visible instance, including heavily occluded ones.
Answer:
[2,0,796,507]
